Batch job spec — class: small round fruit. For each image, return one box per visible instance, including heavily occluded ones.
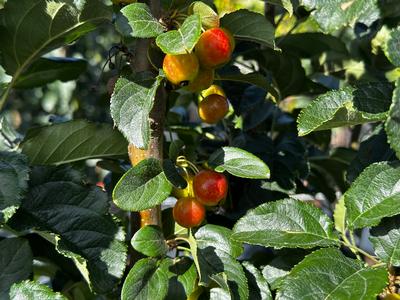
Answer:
[195,28,234,69]
[193,170,228,206]
[163,53,199,85]
[185,68,215,92]
[198,94,229,124]
[384,294,400,300]
[200,84,226,98]
[173,197,206,228]
[172,172,194,199]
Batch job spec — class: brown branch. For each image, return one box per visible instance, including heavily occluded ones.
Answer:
[125,0,165,268]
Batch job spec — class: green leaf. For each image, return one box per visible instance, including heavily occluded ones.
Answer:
[163,159,187,189]
[266,0,293,15]
[232,198,339,249]
[0,238,32,299]
[279,33,348,58]
[387,27,400,67]
[21,120,128,165]
[156,14,201,55]
[176,263,197,297]
[276,248,387,300]
[334,196,346,234]
[0,0,111,76]
[191,225,247,300]
[244,49,307,98]
[220,9,275,49]
[345,162,400,229]
[370,215,400,267]
[0,151,29,223]
[131,225,168,257]
[297,84,391,136]
[166,258,198,299]
[189,2,219,29]
[0,116,20,151]
[243,262,272,300]
[121,258,170,300]
[116,3,165,38]
[10,280,66,300]
[113,158,172,211]
[14,57,87,89]
[385,79,400,159]
[8,166,127,294]
[209,147,270,179]
[168,139,185,161]
[347,126,395,183]
[217,72,270,91]
[110,75,163,149]
[300,0,380,34]
[262,252,306,290]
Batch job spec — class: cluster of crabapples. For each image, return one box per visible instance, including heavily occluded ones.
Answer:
[163,25,234,124]
[172,164,228,228]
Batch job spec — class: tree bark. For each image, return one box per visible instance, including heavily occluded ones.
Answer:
[128,0,164,228]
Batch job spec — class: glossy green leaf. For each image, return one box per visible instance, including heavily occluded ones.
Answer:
[113,158,172,211]
[370,215,400,267]
[0,238,32,299]
[189,1,219,29]
[297,84,391,136]
[232,198,339,248]
[300,0,380,34]
[116,3,165,38]
[347,126,395,183]
[14,57,87,89]
[0,0,111,76]
[21,120,128,165]
[276,248,387,300]
[10,280,66,300]
[279,33,348,57]
[131,225,168,257]
[345,162,400,229]
[217,72,270,91]
[166,258,197,299]
[387,27,400,67]
[192,225,248,300]
[110,75,163,149]
[221,9,275,49]
[266,0,293,15]
[8,166,127,294]
[121,258,170,300]
[0,116,20,151]
[0,151,29,223]
[156,14,201,55]
[243,262,272,300]
[209,147,270,179]
[162,159,187,189]
[168,139,185,161]
[262,252,306,290]
[334,196,346,234]
[244,49,307,98]
[385,79,400,159]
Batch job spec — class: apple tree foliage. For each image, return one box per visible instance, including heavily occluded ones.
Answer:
[0,0,400,299]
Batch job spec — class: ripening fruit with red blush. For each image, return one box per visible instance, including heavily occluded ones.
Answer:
[193,170,228,206]
[195,28,235,69]
[384,294,400,300]
[198,94,229,124]
[173,197,206,228]
[163,53,199,85]
[185,68,215,92]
